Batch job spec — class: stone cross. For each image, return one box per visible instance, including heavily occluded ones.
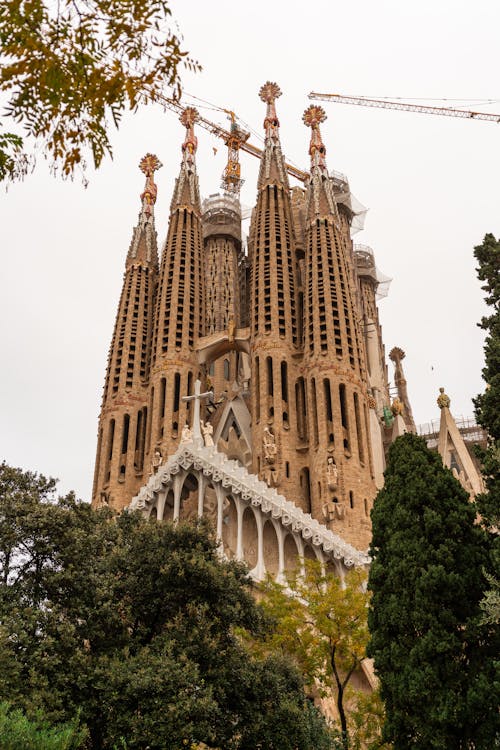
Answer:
[182,379,213,444]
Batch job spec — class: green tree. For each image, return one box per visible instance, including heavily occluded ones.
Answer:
[367,433,499,750]
[0,461,332,749]
[0,702,87,750]
[473,233,500,625]
[261,561,388,750]
[0,0,200,181]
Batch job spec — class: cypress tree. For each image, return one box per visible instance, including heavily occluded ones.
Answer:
[367,433,498,749]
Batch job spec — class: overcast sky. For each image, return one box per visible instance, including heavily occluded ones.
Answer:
[1,0,499,501]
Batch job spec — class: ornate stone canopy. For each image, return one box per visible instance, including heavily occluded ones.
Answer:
[130,432,369,581]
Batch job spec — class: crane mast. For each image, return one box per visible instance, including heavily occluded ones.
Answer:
[308,92,500,123]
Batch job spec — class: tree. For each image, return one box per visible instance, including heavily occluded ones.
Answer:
[0,461,332,749]
[474,233,500,526]
[0,0,200,181]
[367,433,499,750]
[0,702,87,750]
[261,561,388,750]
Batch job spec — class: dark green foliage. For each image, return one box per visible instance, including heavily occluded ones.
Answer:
[0,461,331,749]
[473,233,500,531]
[0,702,87,750]
[367,434,500,750]
[0,0,200,181]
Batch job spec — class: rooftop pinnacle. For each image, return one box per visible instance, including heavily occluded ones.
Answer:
[180,106,199,165]
[259,81,282,138]
[139,153,162,218]
[256,82,287,188]
[303,105,328,173]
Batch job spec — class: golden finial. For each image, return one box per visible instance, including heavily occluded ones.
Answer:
[259,82,282,104]
[302,105,327,129]
[437,387,450,409]
[139,153,162,176]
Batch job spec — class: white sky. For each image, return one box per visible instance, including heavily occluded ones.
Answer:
[1,0,499,500]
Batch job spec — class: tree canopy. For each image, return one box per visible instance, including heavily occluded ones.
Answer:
[0,0,200,181]
[261,561,388,750]
[0,461,332,749]
[367,433,499,750]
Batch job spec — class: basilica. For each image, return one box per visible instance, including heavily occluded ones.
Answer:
[92,82,483,579]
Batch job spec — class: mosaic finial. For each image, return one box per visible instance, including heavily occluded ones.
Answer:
[259,82,282,137]
[180,107,199,161]
[259,81,282,104]
[139,153,162,216]
[302,105,327,129]
[303,105,327,169]
[180,106,199,129]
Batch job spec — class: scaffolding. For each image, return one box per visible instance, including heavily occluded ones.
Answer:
[417,416,488,450]
[354,244,392,299]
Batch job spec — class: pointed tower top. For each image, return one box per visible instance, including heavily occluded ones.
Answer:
[139,153,162,217]
[303,105,328,172]
[259,82,282,138]
[180,106,199,162]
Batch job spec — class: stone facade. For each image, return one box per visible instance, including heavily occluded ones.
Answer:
[92,84,400,553]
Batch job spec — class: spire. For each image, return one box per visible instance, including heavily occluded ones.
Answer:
[127,153,161,268]
[260,81,281,139]
[139,153,161,218]
[257,81,288,188]
[302,105,338,220]
[171,106,201,211]
[180,106,199,166]
[303,105,328,174]
[389,347,416,432]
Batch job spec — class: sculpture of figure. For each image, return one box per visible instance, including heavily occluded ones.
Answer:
[201,420,214,447]
[227,315,236,343]
[326,456,338,490]
[263,427,277,464]
[150,448,162,475]
[180,424,193,444]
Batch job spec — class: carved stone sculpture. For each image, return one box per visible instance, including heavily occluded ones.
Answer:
[201,420,214,447]
[326,456,338,490]
[437,387,450,409]
[180,424,193,444]
[150,448,162,475]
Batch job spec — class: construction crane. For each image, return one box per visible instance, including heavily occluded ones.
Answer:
[308,92,500,123]
[155,92,309,193]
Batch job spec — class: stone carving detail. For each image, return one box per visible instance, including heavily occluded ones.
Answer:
[130,441,370,570]
[263,427,277,464]
[201,420,214,447]
[437,387,451,409]
[180,425,193,444]
[326,457,338,490]
[391,397,404,416]
[150,448,162,476]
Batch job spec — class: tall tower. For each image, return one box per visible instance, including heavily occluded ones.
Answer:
[248,83,303,507]
[302,106,376,548]
[202,193,242,396]
[92,154,161,510]
[148,108,205,462]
